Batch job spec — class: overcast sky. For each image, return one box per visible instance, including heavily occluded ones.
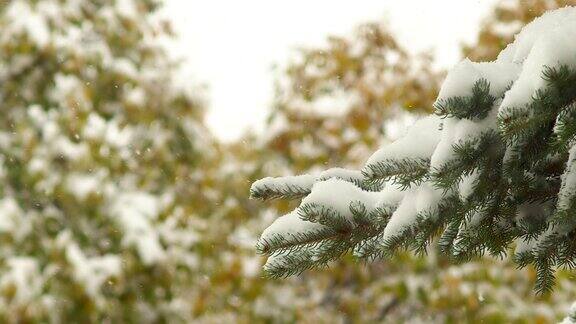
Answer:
[162,0,499,141]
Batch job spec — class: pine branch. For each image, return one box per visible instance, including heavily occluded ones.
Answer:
[298,203,355,232]
[434,78,496,120]
[256,228,337,255]
[362,158,430,189]
[554,102,576,149]
[250,179,313,201]
[252,24,576,294]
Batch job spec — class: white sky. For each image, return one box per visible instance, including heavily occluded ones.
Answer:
[162,0,499,141]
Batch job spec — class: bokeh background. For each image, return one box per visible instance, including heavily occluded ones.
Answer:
[1,0,576,323]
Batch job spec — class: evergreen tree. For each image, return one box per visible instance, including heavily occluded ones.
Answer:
[266,22,442,170]
[251,6,576,298]
[0,0,214,321]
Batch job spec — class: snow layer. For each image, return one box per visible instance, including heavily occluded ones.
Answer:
[558,143,576,210]
[376,182,407,208]
[498,6,576,63]
[260,211,328,271]
[382,182,442,242]
[458,170,480,201]
[365,115,442,174]
[431,103,500,169]
[301,178,381,222]
[252,169,366,198]
[514,237,537,256]
[318,168,364,183]
[382,192,418,241]
[251,175,316,195]
[437,59,519,101]
[499,7,576,110]
[260,211,327,244]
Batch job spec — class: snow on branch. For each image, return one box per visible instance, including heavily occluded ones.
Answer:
[250,6,576,294]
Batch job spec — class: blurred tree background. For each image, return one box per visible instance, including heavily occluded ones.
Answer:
[1,0,576,323]
[0,0,219,322]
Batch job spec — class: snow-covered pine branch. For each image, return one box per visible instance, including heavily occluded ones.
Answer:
[250,6,576,294]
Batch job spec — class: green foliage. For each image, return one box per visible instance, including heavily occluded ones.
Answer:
[250,183,312,201]
[434,79,496,120]
[363,157,430,189]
